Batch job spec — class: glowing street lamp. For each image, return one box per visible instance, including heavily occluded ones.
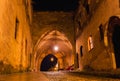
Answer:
[53,45,59,51]
[53,30,59,52]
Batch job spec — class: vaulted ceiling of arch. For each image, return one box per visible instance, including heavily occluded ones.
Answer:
[36,30,73,60]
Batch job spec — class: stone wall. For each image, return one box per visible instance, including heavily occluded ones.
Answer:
[0,0,32,74]
[76,0,120,71]
[74,0,102,38]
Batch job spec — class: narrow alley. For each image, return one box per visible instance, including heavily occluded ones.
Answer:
[1,0,120,81]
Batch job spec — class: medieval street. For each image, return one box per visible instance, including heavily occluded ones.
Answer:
[0,71,120,81]
[1,0,120,81]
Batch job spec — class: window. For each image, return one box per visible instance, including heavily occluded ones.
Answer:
[119,0,120,8]
[88,35,94,51]
[25,39,27,55]
[99,24,104,40]
[80,46,83,57]
[84,0,90,14]
[15,18,19,39]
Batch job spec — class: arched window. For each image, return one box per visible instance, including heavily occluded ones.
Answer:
[88,35,94,51]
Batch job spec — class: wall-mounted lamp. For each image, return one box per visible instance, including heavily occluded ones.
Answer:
[53,45,59,51]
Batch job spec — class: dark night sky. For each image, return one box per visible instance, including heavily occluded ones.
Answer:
[32,0,78,11]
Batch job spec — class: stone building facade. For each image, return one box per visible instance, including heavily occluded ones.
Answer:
[0,0,32,73]
[75,0,120,71]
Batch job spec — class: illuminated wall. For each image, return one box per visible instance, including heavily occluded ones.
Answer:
[0,0,32,73]
[76,0,120,71]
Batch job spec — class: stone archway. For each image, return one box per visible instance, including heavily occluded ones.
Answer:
[106,16,120,69]
[40,54,58,71]
[32,30,74,71]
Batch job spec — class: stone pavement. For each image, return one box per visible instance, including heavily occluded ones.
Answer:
[71,70,120,78]
[43,71,120,81]
[0,71,120,81]
[0,72,49,81]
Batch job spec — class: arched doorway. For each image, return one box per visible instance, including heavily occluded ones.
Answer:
[40,54,58,71]
[108,16,120,68]
[112,24,120,68]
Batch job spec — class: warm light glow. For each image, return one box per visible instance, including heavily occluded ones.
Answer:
[50,57,54,62]
[54,62,59,71]
[54,45,59,51]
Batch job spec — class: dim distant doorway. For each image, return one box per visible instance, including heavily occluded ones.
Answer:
[112,24,120,68]
[40,54,58,71]
[108,16,120,68]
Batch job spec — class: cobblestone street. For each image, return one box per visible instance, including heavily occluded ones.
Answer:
[0,72,49,81]
[43,71,120,81]
[0,71,120,81]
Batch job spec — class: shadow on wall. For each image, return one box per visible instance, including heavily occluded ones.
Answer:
[40,54,58,71]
